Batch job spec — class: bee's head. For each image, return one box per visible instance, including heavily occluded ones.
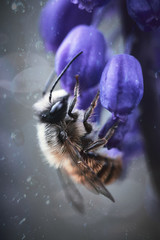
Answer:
[33,51,83,124]
[33,89,69,124]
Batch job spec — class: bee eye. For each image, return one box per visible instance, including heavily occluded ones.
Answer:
[50,101,62,114]
[39,96,69,124]
[49,96,69,118]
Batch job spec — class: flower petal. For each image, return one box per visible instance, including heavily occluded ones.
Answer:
[100,54,144,120]
[39,0,93,52]
[55,25,106,94]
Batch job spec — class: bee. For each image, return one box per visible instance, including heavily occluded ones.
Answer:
[33,51,122,212]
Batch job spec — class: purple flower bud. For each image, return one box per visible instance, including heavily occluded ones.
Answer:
[71,0,111,12]
[127,0,160,31]
[39,0,93,52]
[77,84,102,122]
[100,54,144,120]
[55,25,106,94]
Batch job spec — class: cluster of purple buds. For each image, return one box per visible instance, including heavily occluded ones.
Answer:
[40,0,93,52]
[39,0,160,194]
[127,0,160,32]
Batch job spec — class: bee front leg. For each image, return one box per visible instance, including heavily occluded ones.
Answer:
[84,121,118,152]
[68,75,79,120]
[83,91,100,134]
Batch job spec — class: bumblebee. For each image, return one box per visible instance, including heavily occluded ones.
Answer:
[33,52,122,211]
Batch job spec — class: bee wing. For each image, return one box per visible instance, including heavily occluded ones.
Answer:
[57,168,85,213]
[66,139,115,202]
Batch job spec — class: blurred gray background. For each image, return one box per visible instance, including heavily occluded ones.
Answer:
[0,0,160,239]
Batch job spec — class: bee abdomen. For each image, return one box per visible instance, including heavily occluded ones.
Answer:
[86,152,122,185]
[97,158,122,185]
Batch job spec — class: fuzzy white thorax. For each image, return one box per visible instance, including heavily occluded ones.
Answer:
[36,123,71,168]
[34,89,99,169]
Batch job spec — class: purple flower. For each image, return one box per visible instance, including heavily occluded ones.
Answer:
[100,54,144,121]
[36,0,160,204]
[55,25,106,94]
[39,0,93,52]
[127,0,160,31]
[71,0,111,12]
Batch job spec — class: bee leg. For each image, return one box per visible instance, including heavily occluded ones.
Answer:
[84,139,106,152]
[84,121,118,152]
[83,91,100,134]
[68,75,79,120]
[104,120,119,142]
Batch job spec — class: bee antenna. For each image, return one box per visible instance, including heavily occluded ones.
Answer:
[49,51,83,103]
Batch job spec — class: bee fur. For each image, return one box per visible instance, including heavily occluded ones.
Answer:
[33,51,122,205]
